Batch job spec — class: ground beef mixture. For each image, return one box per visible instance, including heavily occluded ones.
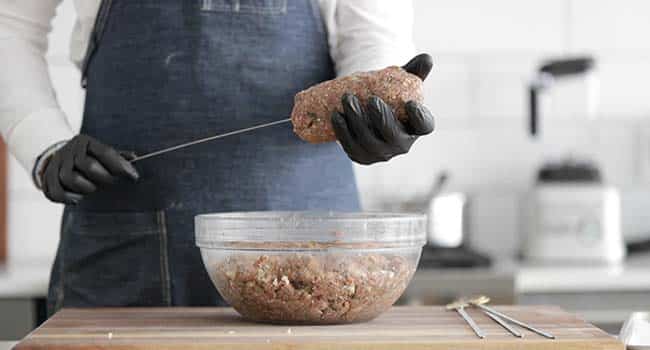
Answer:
[291,66,424,143]
[211,252,415,324]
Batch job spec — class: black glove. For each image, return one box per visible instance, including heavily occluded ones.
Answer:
[39,135,139,204]
[332,53,435,165]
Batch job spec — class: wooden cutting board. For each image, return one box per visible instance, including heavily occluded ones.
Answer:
[15,306,623,350]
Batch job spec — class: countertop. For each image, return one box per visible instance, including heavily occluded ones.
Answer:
[411,253,650,298]
[516,254,650,293]
[2,254,650,298]
[0,260,51,298]
[0,342,15,350]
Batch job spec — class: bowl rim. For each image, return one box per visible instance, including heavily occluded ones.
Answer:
[195,211,425,220]
[195,211,427,249]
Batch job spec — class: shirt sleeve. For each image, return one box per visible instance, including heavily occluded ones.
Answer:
[0,0,75,174]
[323,0,416,77]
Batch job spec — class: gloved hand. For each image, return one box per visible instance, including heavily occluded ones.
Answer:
[39,135,139,204]
[332,53,435,165]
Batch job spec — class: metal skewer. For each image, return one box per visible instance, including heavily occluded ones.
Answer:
[483,309,524,338]
[446,300,486,339]
[468,296,555,339]
[467,296,522,337]
[130,118,291,163]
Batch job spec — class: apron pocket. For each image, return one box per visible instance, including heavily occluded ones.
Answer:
[61,211,169,307]
[200,0,287,15]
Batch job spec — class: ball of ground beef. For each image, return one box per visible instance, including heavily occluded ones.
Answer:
[291,66,424,143]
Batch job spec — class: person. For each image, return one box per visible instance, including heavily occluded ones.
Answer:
[0,0,434,314]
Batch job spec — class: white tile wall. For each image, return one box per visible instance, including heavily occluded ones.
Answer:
[469,190,522,257]
[422,56,474,122]
[594,56,650,119]
[570,0,650,52]
[413,0,568,53]
[6,0,650,263]
[474,55,538,120]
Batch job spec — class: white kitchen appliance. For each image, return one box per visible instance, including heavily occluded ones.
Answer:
[523,57,624,264]
[523,160,626,264]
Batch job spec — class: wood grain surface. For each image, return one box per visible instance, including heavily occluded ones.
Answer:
[15,306,623,350]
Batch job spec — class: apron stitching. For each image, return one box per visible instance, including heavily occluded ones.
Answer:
[53,210,72,313]
[308,0,324,34]
[81,0,113,87]
[94,0,113,40]
[201,0,212,11]
[200,0,285,14]
[157,211,172,306]
[54,241,66,311]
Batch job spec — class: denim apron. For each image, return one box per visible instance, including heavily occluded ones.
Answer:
[47,0,360,314]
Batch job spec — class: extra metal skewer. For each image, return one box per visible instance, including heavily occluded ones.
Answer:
[446,300,485,339]
[130,118,292,163]
[468,296,555,339]
[483,309,524,338]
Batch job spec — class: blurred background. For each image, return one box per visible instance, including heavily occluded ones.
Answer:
[2,0,650,339]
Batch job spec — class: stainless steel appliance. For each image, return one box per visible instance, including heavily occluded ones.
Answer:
[416,173,490,268]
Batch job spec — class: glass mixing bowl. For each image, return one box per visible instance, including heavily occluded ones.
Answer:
[195,211,426,324]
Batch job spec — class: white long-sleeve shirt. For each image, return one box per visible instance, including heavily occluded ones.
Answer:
[0,0,415,175]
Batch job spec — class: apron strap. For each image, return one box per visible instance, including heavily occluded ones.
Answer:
[81,0,114,88]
